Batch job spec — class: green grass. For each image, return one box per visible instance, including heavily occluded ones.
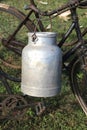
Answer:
[0,0,87,130]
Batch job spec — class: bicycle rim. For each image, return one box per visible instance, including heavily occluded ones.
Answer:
[0,4,35,94]
[70,53,87,115]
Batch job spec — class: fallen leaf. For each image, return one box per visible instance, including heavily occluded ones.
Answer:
[46,24,51,30]
[59,11,71,21]
[39,1,48,5]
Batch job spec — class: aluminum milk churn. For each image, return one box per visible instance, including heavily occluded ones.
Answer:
[21,32,62,97]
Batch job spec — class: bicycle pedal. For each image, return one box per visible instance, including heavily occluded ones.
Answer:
[35,102,46,116]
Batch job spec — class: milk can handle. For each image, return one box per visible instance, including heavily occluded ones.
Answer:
[31,20,38,42]
[32,32,37,42]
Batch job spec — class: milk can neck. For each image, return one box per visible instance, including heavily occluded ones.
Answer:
[28,32,57,46]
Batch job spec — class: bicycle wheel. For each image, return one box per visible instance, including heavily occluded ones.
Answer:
[70,49,87,115]
[0,4,35,93]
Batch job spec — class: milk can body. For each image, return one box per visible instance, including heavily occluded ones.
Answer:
[21,32,62,97]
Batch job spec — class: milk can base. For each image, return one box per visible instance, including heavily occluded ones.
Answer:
[21,85,61,97]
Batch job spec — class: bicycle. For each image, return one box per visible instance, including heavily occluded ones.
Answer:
[0,0,87,119]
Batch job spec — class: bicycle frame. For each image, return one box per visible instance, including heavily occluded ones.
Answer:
[3,0,86,69]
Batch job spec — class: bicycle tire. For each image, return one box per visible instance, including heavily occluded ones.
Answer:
[0,4,35,93]
[70,51,87,115]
